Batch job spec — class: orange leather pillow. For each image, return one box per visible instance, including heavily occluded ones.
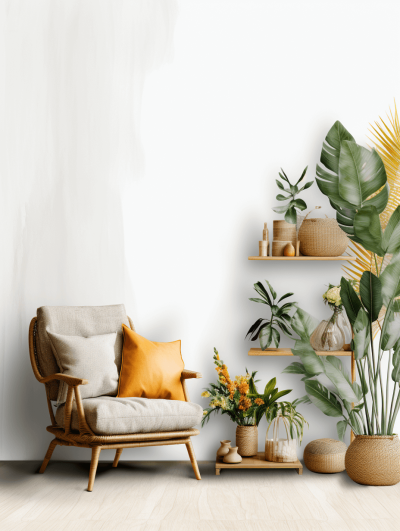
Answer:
[117,325,185,401]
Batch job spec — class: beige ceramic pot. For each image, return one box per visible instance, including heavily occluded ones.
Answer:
[223,446,242,464]
[345,435,400,486]
[216,440,231,458]
[236,425,258,457]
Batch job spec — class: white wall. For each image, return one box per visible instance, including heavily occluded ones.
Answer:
[1,0,400,461]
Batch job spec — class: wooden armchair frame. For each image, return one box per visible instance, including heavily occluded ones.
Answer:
[29,317,202,491]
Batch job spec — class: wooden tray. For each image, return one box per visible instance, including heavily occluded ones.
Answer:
[215,452,303,475]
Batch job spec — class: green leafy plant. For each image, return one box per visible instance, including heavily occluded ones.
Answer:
[248,384,309,444]
[246,281,297,350]
[283,306,366,440]
[315,120,389,247]
[201,349,291,427]
[285,276,400,439]
[297,118,400,439]
[273,166,313,224]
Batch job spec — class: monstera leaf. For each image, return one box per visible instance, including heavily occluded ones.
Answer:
[338,141,387,208]
[316,121,388,242]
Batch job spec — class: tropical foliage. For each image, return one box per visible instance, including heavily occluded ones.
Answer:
[273,166,313,224]
[201,348,291,427]
[284,112,400,439]
[343,104,400,335]
[263,398,308,444]
[246,280,297,350]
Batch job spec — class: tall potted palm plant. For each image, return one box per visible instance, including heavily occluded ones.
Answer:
[285,119,400,485]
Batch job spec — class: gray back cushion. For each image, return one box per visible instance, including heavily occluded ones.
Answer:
[36,305,130,401]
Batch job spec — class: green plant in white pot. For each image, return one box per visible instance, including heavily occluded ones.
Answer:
[284,119,400,485]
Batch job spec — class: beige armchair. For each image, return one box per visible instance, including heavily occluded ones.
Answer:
[28,305,202,491]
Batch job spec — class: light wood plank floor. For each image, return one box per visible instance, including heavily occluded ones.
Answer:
[1,460,400,530]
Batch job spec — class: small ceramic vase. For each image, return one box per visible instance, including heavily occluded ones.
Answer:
[223,446,242,464]
[216,440,231,458]
[283,242,295,257]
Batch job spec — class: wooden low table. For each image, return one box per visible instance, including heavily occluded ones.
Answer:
[215,452,303,475]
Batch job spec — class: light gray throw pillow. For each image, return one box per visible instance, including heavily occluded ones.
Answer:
[47,331,119,405]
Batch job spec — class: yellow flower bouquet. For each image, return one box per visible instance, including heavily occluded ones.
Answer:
[201,348,292,427]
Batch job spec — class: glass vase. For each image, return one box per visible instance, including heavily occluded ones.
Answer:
[337,310,352,349]
[265,415,298,463]
[310,307,345,351]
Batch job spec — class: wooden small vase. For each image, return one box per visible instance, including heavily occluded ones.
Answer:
[216,440,231,458]
[223,446,242,464]
[283,243,295,257]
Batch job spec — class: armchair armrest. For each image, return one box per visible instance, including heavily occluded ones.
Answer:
[181,370,202,380]
[40,373,89,387]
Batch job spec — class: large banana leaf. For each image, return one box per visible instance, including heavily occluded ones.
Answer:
[343,104,400,336]
[291,339,324,376]
[305,380,343,417]
[340,277,362,325]
[354,206,384,256]
[380,249,400,307]
[337,420,348,441]
[316,120,388,240]
[290,308,319,340]
[359,271,383,322]
[381,303,400,351]
[323,356,358,403]
[392,341,400,382]
[353,307,370,360]
[338,141,387,208]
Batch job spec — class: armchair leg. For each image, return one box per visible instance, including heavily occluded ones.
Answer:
[185,439,201,480]
[39,439,58,474]
[87,446,101,492]
[113,448,123,468]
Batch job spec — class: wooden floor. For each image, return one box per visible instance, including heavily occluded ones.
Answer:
[1,460,400,530]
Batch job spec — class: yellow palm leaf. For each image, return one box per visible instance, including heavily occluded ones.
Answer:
[343,102,400,336]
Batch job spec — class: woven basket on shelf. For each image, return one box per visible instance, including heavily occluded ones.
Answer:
[298,212,349,257]
[304,438,347,473]
[236,426,258,457]
[273,220,296,244]
[345,435,400,486]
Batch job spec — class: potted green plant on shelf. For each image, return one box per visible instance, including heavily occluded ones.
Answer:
[273,166,313,224]
[285,118,400,485]
[246,280,297,349]
[201,348,291,457]
[248,381,309,463]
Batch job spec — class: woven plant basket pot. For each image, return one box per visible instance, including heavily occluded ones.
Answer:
[304,438,347,473]
[345,435,400,486]
[298,215,348,257]
[273,220,296,244]
[236,426,258,457]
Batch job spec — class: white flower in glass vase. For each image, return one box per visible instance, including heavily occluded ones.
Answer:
[311,284,352,351]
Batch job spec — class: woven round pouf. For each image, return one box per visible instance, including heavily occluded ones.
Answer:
[304,438,347,473]
[345,435,400,486]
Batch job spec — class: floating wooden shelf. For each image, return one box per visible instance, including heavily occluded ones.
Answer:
[248,256,356,261]
[215,452,303,475]
[248,347,352,356]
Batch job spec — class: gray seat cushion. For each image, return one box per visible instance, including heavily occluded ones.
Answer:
[56,396,204,435]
